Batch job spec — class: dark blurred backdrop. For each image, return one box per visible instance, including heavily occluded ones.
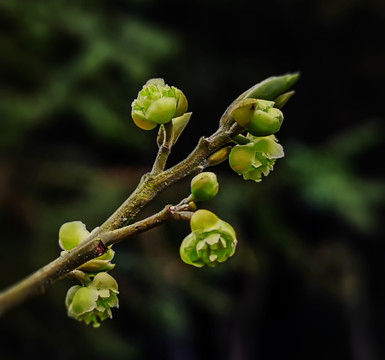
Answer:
[0,1,384,359]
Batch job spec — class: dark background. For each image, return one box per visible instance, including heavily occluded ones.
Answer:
[0,1,384,359]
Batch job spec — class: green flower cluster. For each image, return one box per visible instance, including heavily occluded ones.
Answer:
[180,210,237,268]
[59,221,118,327]
[59,221,115,273]
[131,78,188,130]
[65,272,119,328]
[229,135,284,182]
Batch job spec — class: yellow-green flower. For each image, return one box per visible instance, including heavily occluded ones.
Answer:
[229,135,284,182]
[131,78,188,130]
[65,272,119,328]
[180,210,237,268]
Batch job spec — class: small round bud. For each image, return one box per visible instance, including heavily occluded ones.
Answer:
[191,172,219,202]
[188,201,197,211]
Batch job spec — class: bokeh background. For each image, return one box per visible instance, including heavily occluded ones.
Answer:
[1,1,384,359]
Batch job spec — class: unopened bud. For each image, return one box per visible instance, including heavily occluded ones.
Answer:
[241,73,299,101]
[191,172,219,202]
[246,107,283,137]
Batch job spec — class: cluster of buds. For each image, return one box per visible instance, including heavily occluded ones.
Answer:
[229,135,284,182]
[131,78,188,130]
[59,221,118,326]
[59,221,115,272]
[65,272,119,328]
[225,73,298,181]
[180,210,237,268]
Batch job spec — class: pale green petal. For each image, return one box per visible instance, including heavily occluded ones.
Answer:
[69,287,98,316]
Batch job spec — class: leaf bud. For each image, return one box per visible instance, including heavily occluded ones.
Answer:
[207,146,232,167]
[190,172,219,202]
[241,73,299,101]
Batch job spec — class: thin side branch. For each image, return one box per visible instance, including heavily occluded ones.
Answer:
[151,122,174,174]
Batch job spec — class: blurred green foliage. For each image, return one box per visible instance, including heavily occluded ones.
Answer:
[0,0,384,359]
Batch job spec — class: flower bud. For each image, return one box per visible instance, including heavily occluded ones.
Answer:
[131,78,188,130]
[191,172,219,202]
[246,107,284,137]
[66,272,119,327]
[180,210,237,267]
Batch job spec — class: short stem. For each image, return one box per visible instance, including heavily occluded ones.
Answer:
[151,122,173,174]
[233,134,250,145]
